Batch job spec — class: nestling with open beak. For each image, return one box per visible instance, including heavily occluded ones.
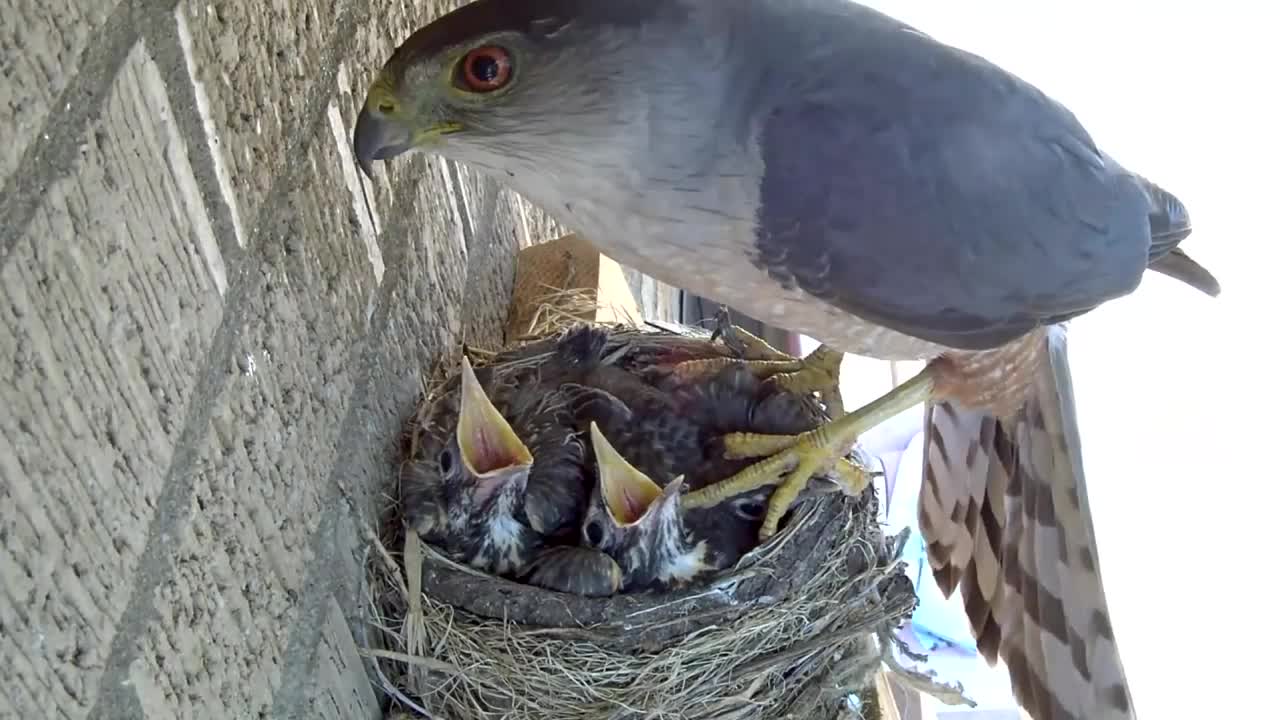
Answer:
[401,324,864,595]
[557,324,863,590]
[559,323,869,518]
[580,422,710,592]
[400,354,588,581]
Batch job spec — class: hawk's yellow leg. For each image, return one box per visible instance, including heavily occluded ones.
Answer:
[683,368,936,539]
[672,332,847,418]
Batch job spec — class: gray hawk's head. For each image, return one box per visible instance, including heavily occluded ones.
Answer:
[352,0,726,194]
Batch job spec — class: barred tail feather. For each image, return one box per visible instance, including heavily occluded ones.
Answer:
[919,324,1135,720]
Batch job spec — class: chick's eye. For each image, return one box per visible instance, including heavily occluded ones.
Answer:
[457,46,512,92]
[438,448,454,474]
[584,520,604,547]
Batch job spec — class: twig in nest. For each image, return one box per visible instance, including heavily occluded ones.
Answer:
[876,628,976,708]
[361,647,467,676]
[882,529,911,567]
[521,284,598,337]
[375,659,440,719]
[881,626,928,663]
[404,532,427,656]
[462,344,499,362]
[366,520,408,600]
[364,535,439,719]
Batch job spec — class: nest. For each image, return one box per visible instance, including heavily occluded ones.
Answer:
[363,292,918,720]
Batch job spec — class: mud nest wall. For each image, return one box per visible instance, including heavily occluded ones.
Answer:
[378,500,913,719]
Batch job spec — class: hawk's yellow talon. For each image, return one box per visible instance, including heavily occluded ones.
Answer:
[670,340,846,418]
[721,432,800,459]
[710,318,795,362]
[759,448,827,537]
[684,368,936,540]
[764,344,846,418]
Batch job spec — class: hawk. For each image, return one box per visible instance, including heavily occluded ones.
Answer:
[358,2,1220,717]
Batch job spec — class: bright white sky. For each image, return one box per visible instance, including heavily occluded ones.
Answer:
[852,2,1277,717]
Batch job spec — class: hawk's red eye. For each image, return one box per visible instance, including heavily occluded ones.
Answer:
[457,46,512,93]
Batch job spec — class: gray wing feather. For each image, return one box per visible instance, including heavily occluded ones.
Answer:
[750,4,1152,350]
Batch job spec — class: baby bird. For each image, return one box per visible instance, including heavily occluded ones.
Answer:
[580,422,711,592]
[400,322,854,596]
[399,352,588,582]
[560,325,844,592]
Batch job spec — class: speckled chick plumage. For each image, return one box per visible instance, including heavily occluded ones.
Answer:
[401,324,845,595]
[557,326,841,592]
[400,347,589,580]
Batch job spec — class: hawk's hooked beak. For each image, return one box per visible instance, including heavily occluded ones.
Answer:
[353,102,463,179]
[353,105,414,179]
[589,423,680,526]
[457,356,533,482]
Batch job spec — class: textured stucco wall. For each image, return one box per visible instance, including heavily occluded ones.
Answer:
[0,1,573,717]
